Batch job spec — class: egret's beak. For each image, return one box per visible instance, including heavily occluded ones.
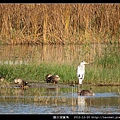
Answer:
[85,62,89,64]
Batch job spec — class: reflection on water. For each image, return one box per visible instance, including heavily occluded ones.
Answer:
[0,84,119,114]
[77,96,86,113]
[0,44,109,65]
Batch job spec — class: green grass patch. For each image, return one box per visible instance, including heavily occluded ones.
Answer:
[0,63,77,83]
[85,44,120,85]
[0,58,119,85]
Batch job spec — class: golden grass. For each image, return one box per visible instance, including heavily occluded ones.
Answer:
[0,4,120,45]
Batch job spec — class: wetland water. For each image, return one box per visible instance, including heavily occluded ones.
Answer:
[0,83,119,114]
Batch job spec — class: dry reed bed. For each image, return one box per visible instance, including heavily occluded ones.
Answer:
[0,4,120,45]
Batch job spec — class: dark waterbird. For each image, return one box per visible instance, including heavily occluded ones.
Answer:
[77,88,95,96]
[46,74,53,83]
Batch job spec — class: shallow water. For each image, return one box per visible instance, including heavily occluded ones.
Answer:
[0,83,119,114]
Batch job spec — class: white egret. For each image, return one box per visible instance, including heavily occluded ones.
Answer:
[77,61,89,87]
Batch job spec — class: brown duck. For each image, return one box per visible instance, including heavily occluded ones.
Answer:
[46,74,60,84]
[77,88,95,96]
[50,75,60,84]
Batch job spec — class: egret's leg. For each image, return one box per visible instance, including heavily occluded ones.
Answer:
[78,83,82,91]
[78,78,83,91]
[80,84,83,89]
[78,84,80,91]
[78,78,83,84]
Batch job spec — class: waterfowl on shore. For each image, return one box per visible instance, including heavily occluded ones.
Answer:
[14,78,29,89]
[77,61,89,88]
[77,88,95,96]
[46,74,60,84]
[46,74,53,83]
[50,75,60,84]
